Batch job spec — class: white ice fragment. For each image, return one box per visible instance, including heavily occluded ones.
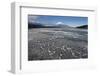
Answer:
[60,54,63,56]
[48,50,51,53]
[67,48,71,50]
[53,51,56,54]
[49,53,53,56]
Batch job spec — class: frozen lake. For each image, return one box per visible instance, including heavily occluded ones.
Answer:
[28,27,88,61]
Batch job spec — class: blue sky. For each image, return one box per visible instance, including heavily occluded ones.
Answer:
[28,15,88,27]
